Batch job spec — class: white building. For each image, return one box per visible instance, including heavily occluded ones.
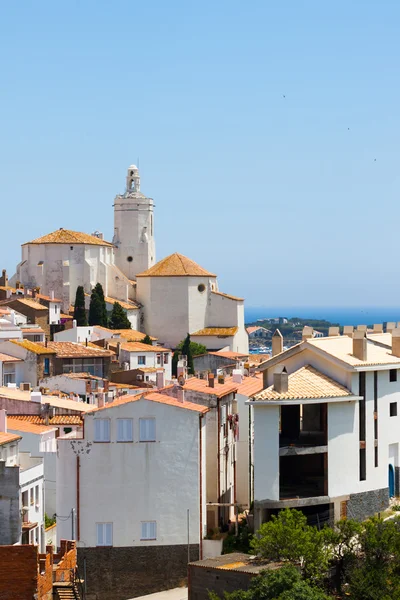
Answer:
[118,342,172,382]
[251,327,400,528]
[57,392,207,550]
[246,326,271,340]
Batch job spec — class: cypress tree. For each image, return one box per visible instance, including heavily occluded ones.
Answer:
[109,302,131,329]
[88,283,108,327]
[73,286,87,326]
[181,333,195,375]
[142,334,153,345]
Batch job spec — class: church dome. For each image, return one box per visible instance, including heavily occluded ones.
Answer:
[136,252,216,277]
[23,228,114,247]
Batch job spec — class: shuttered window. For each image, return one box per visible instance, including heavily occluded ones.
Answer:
[141,521,157,540]
[139,418,156,442]
[117,418,133,442]
[94,419,110,442]
[96,523,113,546]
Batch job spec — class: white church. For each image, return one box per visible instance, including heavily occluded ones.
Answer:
[10,165,248,352]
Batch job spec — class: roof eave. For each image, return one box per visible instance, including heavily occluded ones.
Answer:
[246,395,362,406]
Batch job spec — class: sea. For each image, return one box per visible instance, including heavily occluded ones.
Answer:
[245,306,400,327]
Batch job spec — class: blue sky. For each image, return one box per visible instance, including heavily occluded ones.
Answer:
[1,1,399,307]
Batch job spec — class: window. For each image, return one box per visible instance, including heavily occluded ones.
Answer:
[33,335,41,342]
[390,402,398,417]
[138,356,146,366]
[156,354,161,365]
[359,448,366,481]
[30,488,34,505]
[197,283,206,293]
[43,358,50,376]
[96,523,113,546]
[164,353,169,365]
[35,485,39,508]
[117,418,133,442]
[3,372,15,386]
[390,369,398,382]
[55,305,58,313]
[94,419,111,442]
[141,521,157,540]
[139,418,156,442]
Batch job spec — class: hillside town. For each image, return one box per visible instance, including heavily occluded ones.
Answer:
[2,165,400,600]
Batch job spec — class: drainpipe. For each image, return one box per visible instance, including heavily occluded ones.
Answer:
[217,397,221,526]
[76,456,80,541]
[199,413,203,560]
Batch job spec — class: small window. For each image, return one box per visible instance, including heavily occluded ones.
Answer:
[43,358,50,376]
[30,488,34,505]
[156,353,161,365]
[94,419,111,442]
[138,356,146,366]
[141,521,157,540]
[390,402,398,417]
[390,369,397,382]
[164,353,169,365]
[96,523,113,546]
[139,418,156,442]
[35,485,39,506]
[54,305,58,313]
[117,418,133,442]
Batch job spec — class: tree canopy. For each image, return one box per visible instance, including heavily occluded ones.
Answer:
[142,334,153,345]
[73,286,87,326]
[172,336,206,376]
[88,283,108,327]
[109,302,132,330]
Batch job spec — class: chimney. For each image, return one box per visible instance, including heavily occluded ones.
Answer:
[272,329,283,357]
[177,386,185,403]
[98,394,105,409]
[353,330,367,361]
[232,369,243,384]
[73,319,77,329]
[392,328,400,358]
[50,290,55,301]
[0,269,7,288]
[156,369,165,389]
[343,325,354,337]
[273,366,288,393]
[0,409,7,432]
[328,327,340,337]
[208,373,215,388]
[387,322,396,333]
[373,324,383,333]
[302,326,313,341]
[357,325,367,332]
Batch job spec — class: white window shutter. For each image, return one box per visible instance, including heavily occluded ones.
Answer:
[96,524,103,545]
[117,419,124,441]
[104,419,110,441]
[126,419,133,441]
[105,523,112,546]
[149,419,155,441]
[94,420,101,441]
[150,522,156,539]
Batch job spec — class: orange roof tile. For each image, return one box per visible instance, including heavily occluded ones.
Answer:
[9,415,83,425]
[212,290,244,302]
[224,374,264,396]
[137,253,216,278]
[209,351,249,359]
[11,340,55,355]
[94,326,157,342]
[21,327,45,334]
[7,418,57,434]
[183,377,238,398]
[24,228,114,247]
[88,391,208,413]
[191,327,238,337]
[0,432,21,446]
[88,393,147,412]
[0,352,23,363]
[39,341,113,358]
[8,298,48,311]
[60,313,73,319]
[104,296,139,311]
[120,342,171,353]
[36,293,62,303]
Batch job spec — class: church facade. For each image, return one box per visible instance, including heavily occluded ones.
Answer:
[10,165,248,352]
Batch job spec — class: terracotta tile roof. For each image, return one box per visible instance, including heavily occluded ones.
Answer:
[39,341,113,358]
[136,253,216,278]
[183,377,238,398]
[104,296,139,311]
[21,327,45,334]
[9,298,48,311]
[212,290,244,302]
[94,326,157,342]
[36,293,62,303]
[248,353,270,366]
[9,415,83,425]
[0,432,21,446]
[253,365,353,401]
[120,342,171,353]
[209,351,249,359]
[24,228,114,247]
[88,391,208,413]
[0,286,16,293]
[60,313,73,319]
[109,382,139,389]
[0,352,23,362]
[11,340,55,355]
[135,367,161,373]
[224,373,264,396]
[7,418,57,434]
[307,336,400,367]
[191,327,238,337]
[246,326,268,335]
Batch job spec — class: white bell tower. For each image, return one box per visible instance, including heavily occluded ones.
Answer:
[113,165,156,280]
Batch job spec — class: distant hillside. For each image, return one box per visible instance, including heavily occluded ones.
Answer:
[246,317,341,340]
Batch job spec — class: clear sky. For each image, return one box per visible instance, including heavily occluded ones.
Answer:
[1,1,399,307]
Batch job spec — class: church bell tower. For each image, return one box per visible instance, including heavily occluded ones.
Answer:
[113,165,156,280]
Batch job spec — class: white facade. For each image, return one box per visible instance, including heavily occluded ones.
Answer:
[113,165,156,281]
[54,325,94,343]
[20,452,45,550]
[56,394,207,550]
[119,345,172,381]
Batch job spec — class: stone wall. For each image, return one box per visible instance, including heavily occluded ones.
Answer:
[347,487,389,521]
[0,545,38,600]
[78,544,199,600]
[188,564,255,600]
[0,462,20,544]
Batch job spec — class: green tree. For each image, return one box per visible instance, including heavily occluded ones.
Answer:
[88,283,108,327]
[109,302,132,329]
[209,565,332,600]
[73,286,87,326]
[142,334,153,345]
[181,333,194,375]
[172,337,207,376]
[251,509,330,585]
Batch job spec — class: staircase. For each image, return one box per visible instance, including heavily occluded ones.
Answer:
[54,582,82,600]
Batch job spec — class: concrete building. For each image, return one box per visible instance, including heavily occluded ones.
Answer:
[251,327,400,527]
[246,326,271,340]
[117,342,172,382]
[57,391,207,600]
